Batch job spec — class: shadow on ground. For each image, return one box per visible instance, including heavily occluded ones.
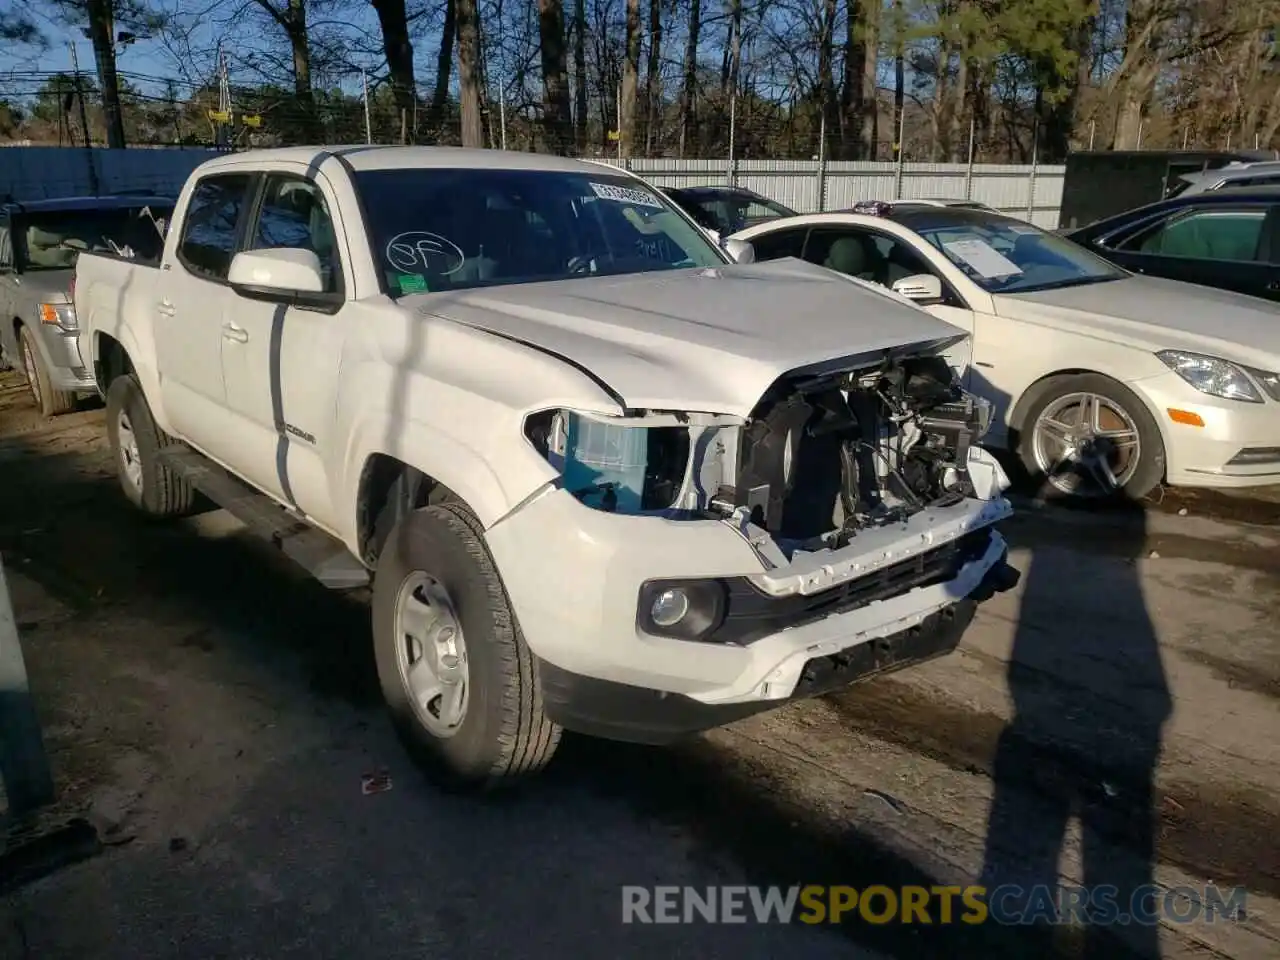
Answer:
[0,424,1164,959]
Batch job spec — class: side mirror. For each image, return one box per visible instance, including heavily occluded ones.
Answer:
[891,273,943,304]
[722,237,756,264]
[228,248,328,304]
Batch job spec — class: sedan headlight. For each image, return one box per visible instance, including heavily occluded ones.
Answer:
[1156,350,1263,403]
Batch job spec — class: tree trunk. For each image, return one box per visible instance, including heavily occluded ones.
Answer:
[537,0,573,153]
[678,0,701,156]
[573,0,587,150]
[643,0,663,154]
[841,0,866,159]
[620,0,641,158]
[371,0,416,131]
[893,0,904,160]
[455,0,484,147]
[817,0,838,160]
[429,0,456,137]
[859,0,879,159]
[253,1,322,142]
[1109,0,1163,149]
[86,0,125,147]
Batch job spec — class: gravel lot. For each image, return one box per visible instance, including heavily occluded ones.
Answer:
[1,369,1278,960]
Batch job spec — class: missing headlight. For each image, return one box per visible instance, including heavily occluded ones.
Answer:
[524,409,694,513]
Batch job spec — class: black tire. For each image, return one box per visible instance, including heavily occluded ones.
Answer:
[19,325,76,417]
[371,501,561,790]
[104,374,196,517]
[1016,373,1166,502]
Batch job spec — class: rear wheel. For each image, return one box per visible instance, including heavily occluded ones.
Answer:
[371,501,561,790]
[1018,373,1165,502]
[104,374,196,517]
[19,325,76,417]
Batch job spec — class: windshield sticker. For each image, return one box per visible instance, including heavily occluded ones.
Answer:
[588,181,665,209]
[386,231,466,276]
[942,238,1022,279]
[396,272,429,294]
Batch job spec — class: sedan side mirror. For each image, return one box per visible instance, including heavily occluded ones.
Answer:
[228,247,336,309]
[722,237,756,264]
[891,273,943,304]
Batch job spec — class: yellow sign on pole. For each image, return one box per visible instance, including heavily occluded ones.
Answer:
[207,109,231,123]
[607,129,620,142]
[242,114,261,128]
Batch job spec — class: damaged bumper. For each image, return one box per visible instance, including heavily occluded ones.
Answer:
[483,481,1019,744]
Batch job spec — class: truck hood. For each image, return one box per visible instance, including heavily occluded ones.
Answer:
[407,258,967,417]
[993,275,1280,371]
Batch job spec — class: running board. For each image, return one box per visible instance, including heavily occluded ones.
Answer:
[157,447,370,590]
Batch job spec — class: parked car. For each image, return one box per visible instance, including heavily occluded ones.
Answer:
[1061,186,1280,303]
[75,146,1019,789]
[728,201,1280,502]
[838,199,999,214]
[0,194,174,416]
[1169,159,1280,197]
[664,184,797,241]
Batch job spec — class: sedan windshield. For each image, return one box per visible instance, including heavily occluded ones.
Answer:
[351,167,726,296]
[676,189,797,235]
[909,213,1127,294]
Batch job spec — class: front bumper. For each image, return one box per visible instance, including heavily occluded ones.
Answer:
[483,481,1016,729]
[1135,370,1280,488]
[539,553,1017,744]
[29,322,95,393]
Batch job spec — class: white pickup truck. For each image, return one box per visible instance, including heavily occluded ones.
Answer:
[74,146,1020,788]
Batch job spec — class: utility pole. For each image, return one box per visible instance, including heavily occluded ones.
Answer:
[216,48,232,149]
[362,69,372,143]
[68,41,99,195]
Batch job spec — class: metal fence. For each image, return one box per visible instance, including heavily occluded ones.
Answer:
[605,158,1066,228]
[0,146,1064,228]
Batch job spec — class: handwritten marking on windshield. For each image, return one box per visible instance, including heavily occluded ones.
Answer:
[386,231,466,276]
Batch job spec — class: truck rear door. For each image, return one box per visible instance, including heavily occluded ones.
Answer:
[154,171,255,444]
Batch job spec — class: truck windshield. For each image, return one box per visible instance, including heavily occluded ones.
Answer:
[910,213,1128,294]
[18,206,173,271]
[351,167,726,296]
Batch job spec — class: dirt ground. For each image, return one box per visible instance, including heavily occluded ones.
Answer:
[1,368,1279,960]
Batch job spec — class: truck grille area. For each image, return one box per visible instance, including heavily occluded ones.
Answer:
[708,527,993,646]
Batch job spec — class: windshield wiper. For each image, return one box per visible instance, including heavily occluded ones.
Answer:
[1004,275,1122,295]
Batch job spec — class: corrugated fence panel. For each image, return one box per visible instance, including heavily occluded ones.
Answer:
[622,158,1066,225]
[0,146,220,200]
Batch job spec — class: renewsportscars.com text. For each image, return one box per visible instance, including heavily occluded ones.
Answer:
[621,884,1247,926]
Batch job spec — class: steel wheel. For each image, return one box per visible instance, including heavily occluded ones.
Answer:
[393,571,470,738]
[1032,391,1142,498]
[116,408,144,493]
[21,335,41,409]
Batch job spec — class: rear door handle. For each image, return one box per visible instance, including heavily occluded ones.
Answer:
[1266,280,1280,292]
[222,321,249,343]
[157,299,176,317]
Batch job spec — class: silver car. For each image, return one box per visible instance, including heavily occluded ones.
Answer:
[0,195,174,416]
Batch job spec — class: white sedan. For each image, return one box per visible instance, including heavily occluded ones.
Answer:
[728,202,1280,501]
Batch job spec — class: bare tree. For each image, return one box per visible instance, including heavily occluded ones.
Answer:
[573,0,587,150]
[678,0,700,156]
[370,0,416,134]
[455,0,484,146]
[619,0,641,156]
[537,0,573,152]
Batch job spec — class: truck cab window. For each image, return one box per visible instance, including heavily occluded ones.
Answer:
[249,176,342,294]
[178,174,253,281]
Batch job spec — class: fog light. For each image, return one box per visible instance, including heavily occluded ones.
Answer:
[650,588,690,627]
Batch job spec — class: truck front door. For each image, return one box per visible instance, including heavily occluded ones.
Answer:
[219,170,347,525]
[154,172,254,444]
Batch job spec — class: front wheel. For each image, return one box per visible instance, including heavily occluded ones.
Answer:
[1017,373,1166,502]
[371,501,561,790]
[20,325,76,417]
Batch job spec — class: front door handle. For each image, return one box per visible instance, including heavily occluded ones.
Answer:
[1266,280,1280,293]
[222,321,249,343]
[157,299,176,317]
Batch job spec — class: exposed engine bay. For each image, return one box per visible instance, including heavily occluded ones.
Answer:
[524,351,997,559]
